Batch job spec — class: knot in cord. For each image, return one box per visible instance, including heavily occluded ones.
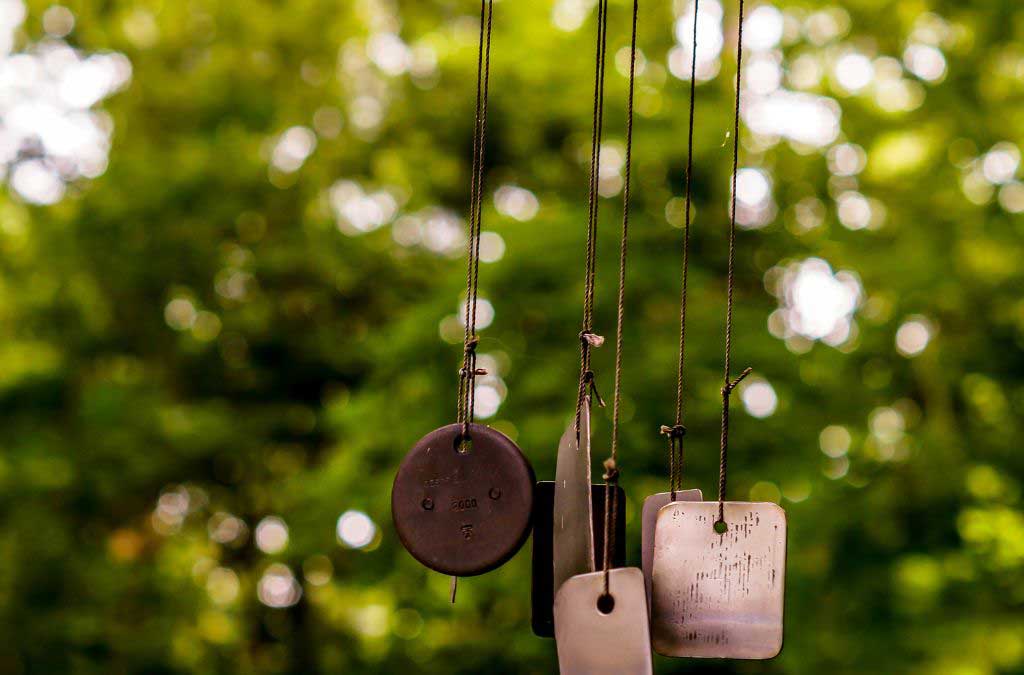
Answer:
[579,330,606,349]
[602,458,619,483]
[660,424,687,439]
[722,366,753,396]
[582,370,606,408]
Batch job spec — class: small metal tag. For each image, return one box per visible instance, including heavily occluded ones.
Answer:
[391,424,535,577]
[651,501,787,659]
[640,489,702,606]
[553,568,653,675]
[530,481,626,638]
[553,402,594,594]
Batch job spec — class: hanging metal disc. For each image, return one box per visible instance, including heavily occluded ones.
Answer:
[391,423,535,577]
[553,568,653,675]
[651,501,787,659]
[553,401,595,594]
[640,489,702,607]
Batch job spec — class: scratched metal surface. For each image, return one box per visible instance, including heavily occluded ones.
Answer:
[553,568,653,675]
[640,489,702,607]
[651,501,787,659]
[552,401,594,594]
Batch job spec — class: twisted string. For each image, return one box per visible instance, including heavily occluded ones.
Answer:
[602,0,639,598]
[660,0,701,500]
[456,0,494,446]
[575,0,610,436]
[717,0,752,526]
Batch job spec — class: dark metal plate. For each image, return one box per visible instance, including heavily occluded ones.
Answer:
[530,481,626,638]
[391,423,535,577]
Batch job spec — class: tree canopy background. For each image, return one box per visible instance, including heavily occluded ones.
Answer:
[1,0,1023,673]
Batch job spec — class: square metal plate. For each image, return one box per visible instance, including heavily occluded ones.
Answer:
[651,501,787,659]
[554,568,653,675]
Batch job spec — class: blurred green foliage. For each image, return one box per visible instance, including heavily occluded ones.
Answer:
[1,0,1023,673]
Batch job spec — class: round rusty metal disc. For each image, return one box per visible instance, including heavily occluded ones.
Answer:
[392,423,535,577]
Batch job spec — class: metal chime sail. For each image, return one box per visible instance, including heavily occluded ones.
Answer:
[552,398,595,594]
[554,568,653,674]
[391,0,534,594]
[649,0,788,658]
[532,400,626,637]
[554,1,652,671]
[640,487,700,605]
[651,501,787,658]
[532,474,625,637]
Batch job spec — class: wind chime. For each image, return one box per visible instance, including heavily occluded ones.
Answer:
[391,0,535,603]
[392,0,788,666]
[647,0,787,661]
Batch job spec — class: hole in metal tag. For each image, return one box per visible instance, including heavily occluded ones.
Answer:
[391,423,535,577]
[530,481,626,638]
[553,402,594,594]
[640,489,702,607]
[553,568,653,675]
[650,501,787,659]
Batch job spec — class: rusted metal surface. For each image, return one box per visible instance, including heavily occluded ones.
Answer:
[651,501,787,659]
[640,489,702,606]
[553,568,653,675]
[391,423,534,577]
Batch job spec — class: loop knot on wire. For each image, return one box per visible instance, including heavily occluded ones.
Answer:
[582,370,606,408]
[602,458,619,483]
[722,366,753,396]
[660,424,687,439]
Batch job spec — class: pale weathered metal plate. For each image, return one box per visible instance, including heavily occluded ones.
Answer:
[553,568,653,675]
[553,401,594,594]
[640,489,702,606]
[651,501,787,659]
[391,423,535,577]
[530,481,626,638]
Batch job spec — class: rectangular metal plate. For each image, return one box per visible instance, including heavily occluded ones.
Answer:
[651,501,787,659]
[553,403,594,594]
[531,481,626,638]
[640,489,702,607]
[554,568,653,675]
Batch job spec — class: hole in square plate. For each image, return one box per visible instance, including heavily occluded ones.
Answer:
[714,520,728,534]
[596,593,615,615]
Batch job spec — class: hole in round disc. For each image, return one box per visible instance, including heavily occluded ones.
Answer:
[714,520,728,534]
[454,434,473,454]
[596,593,615,615]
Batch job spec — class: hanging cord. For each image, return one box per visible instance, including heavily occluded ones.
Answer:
[456,0,494,447]
[716,0,753,527]
[602,0,639,598]
[575,0,611,435]
[659,0,701,500]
